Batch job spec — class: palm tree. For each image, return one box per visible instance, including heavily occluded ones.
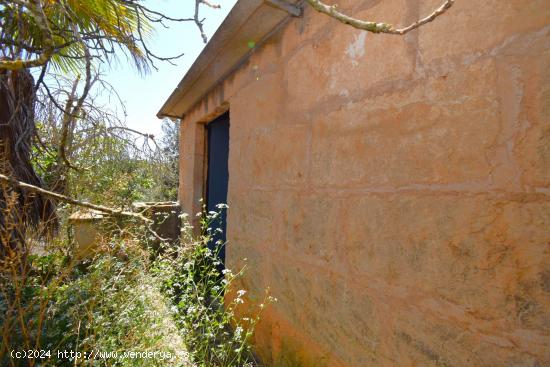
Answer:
[0,0,154,247]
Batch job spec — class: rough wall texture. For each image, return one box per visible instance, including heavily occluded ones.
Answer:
[178,0,550,365]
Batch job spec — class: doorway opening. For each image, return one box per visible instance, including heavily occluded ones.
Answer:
[205,112,230,267]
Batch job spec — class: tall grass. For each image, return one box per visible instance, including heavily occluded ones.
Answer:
[0,195,271,367]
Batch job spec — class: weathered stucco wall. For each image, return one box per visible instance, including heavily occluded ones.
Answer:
[178,0,550,365]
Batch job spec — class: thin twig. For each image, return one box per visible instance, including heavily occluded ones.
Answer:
[306,0,454,34]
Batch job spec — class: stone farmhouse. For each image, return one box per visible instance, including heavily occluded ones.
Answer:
[157,1,550,365]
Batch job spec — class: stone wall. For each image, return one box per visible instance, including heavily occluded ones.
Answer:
[178,0,550,365]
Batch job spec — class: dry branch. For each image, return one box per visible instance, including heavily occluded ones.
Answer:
[306,0,454,34]
[0,173,152,223]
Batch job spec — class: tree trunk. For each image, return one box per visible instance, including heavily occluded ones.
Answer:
[0,68,56,252]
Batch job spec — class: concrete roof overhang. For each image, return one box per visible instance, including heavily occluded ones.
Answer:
[157,0,301,120]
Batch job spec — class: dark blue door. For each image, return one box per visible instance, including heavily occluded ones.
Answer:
[206,113,229,265]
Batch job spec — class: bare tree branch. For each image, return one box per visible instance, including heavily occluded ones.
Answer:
[0,173,152,223]
[194,0,208,43]
[106,126,155,140]
[56,28,95,174]
[306,0,454,35]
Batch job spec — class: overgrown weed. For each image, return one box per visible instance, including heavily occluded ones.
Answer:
[157,205,275,366]
[0,197,271,366]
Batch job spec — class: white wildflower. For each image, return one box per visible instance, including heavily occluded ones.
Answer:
[235,326,243,338]
[237,290,247,297]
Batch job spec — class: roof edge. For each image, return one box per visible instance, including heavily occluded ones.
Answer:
[157,0,298,119]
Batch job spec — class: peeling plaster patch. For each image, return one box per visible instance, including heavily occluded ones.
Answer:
[346,32,367,66]
[463,52,482,66]
[339,89,349,97]
[534,187,550,195]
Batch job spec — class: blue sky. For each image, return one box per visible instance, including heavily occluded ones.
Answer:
[102,0,238,139]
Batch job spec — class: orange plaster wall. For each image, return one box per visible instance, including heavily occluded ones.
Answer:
[178,0,550,365]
